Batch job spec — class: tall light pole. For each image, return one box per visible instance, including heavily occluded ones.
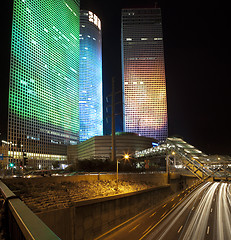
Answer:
[166,154,169,175]
[116,153,130,190]
[166,151,176,180]
[111,77,116,162]
[105,77,122,162]
[172,151,176,167]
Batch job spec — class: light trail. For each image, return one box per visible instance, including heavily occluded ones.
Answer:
[216,183,231,240]
[182,182,219,240]
[100,182,231,240]
[145,182,231,240]
[145,182,212,240]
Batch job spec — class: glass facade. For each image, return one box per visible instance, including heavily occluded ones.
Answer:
[8,0,80,167]
[121,8,168,141]
[79,10,103,142]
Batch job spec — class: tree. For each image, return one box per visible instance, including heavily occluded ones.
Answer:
[52,161,60,169]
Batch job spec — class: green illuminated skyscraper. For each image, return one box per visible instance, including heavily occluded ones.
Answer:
[7,0,80,168]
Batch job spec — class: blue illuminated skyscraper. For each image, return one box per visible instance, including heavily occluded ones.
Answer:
[79,10,103,142]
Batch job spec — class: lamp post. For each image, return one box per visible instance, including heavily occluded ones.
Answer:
[172,151,176,167]
[166,151,176,175]
[116,154,130,190]
[105,77,122,162]
[111,77,116,162]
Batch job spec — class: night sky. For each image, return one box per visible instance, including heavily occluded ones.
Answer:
[1,1,230,155]
[81,0,230,155]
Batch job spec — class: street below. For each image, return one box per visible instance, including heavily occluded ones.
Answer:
[99,181,231,240]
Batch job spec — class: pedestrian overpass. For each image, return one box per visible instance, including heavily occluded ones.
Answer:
[135,137,231,180]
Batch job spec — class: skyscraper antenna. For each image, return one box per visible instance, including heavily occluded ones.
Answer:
[154,1,158,8]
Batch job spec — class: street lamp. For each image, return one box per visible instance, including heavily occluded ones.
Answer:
[172,151,176,166]
[116,153,130,190]
[9,163,14,168]
[166,151,176,174]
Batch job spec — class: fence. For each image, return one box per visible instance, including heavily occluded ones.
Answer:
[0,180,60,240]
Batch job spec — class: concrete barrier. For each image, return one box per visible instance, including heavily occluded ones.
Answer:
[2,173,198,240]
[3,172,169,186]
[37,185,172,240]
[0,181,60,240]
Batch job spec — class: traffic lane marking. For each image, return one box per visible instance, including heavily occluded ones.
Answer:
[178,225,183,233]
[149,212,156,217]
[129,224,140,233]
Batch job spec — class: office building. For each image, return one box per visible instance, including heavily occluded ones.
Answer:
[3,0,80,169]
[121,8,168,141]
[67,133,157,162]
[79,10,103,142]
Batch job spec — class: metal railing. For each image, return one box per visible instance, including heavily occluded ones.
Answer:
[0,180,60,240]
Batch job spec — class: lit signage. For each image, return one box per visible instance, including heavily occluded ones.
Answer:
[88,11,101,30]
[152,142,159,147]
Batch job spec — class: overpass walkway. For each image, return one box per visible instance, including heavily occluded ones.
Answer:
[135,137,231,180]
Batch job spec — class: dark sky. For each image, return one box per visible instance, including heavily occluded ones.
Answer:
[81,0,230,155]
[2,1,230,155]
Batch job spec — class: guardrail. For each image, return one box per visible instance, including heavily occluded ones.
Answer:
[0,180,60,240]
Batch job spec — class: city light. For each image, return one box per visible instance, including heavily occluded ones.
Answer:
[79,10,103,142]
[121,8,168,141]
[8,0,80,166]
[123,154,130,160]
[9,163,14,168]
[88,11,101,30]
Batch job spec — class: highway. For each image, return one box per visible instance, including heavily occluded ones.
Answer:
[97,181,231,240]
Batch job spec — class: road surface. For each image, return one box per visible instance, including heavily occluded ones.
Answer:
[97,181,231,240]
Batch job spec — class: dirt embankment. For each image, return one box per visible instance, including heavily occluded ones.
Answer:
[4,179,157,213]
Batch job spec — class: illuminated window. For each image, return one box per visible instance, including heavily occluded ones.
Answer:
[79,10,103,142]
[88,11,101,30]
[8,0,80,164]
[121,8,168,141]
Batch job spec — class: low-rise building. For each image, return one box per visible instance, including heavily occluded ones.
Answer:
[67,133,157,163]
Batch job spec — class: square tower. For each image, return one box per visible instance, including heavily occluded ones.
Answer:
[121,8,168,141]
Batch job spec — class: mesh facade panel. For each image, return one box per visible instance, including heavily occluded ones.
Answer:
[121,8,168,141]
[8,0,80,166]
[79,10,103,142]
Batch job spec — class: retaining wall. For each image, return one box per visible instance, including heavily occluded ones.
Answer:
[3,172,169,186]
[37,185,172,240]
[3,173,198,240]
